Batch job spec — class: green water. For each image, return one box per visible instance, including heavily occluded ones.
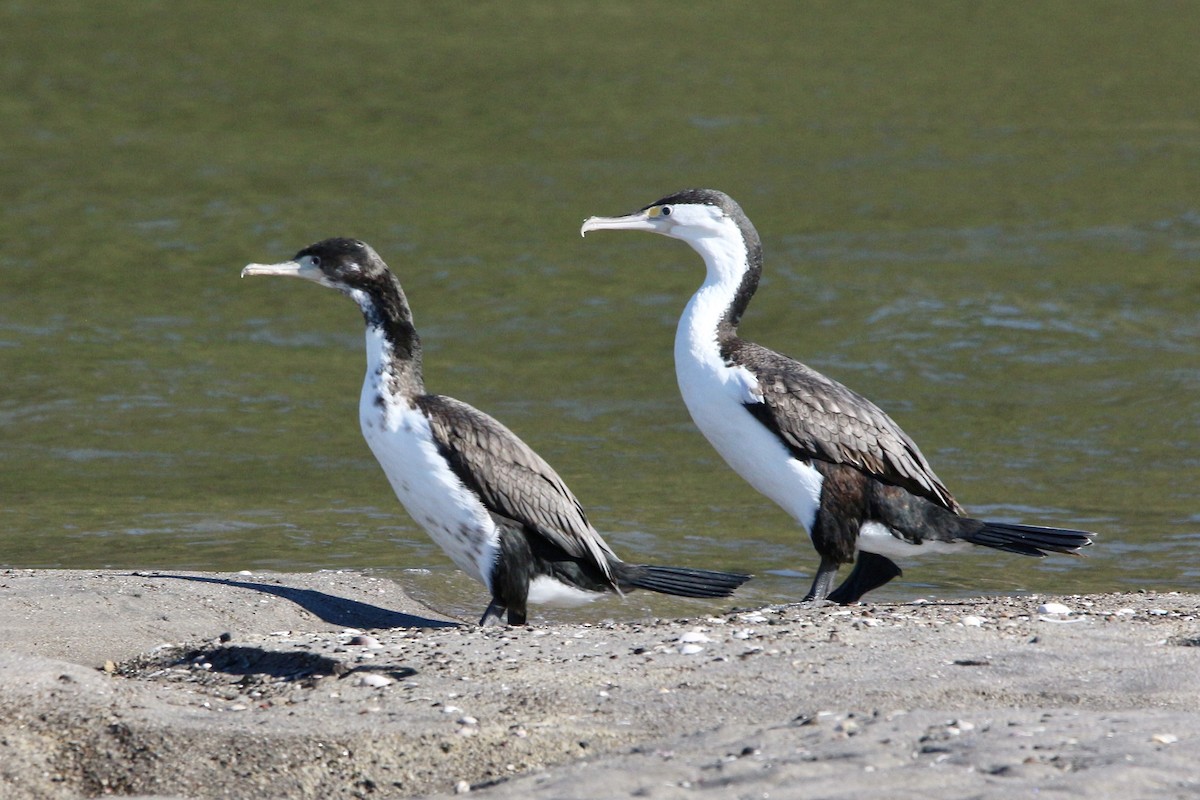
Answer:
[1,3,1197,621]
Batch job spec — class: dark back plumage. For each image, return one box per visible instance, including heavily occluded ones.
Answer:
[416,394,619,585]
[724,339,963,512]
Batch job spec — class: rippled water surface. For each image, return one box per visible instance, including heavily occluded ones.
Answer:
[1,4,1197,621]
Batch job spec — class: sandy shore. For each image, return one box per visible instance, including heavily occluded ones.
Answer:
[1,569,1197,799]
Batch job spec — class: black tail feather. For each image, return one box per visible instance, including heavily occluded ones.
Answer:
[965,521,1095,557]
[617,565,751,598]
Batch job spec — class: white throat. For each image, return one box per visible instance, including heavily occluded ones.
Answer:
[673,231,750,388]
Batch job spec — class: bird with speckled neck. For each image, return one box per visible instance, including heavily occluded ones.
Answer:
[242,237,750,625]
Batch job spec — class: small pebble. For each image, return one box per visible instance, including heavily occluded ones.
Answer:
[1151,733,1178,745]
[680,644,705,655]
[349,634,383,649]
[680,630,711,644]
[455,780,471,794]
[961,615,985,627]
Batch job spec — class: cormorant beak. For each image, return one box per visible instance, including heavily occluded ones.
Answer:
[580,209,666,237]
[241,256,323,282]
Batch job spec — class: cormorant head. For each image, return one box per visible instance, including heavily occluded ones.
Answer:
[242,237,391,295]
[580,188,749,245]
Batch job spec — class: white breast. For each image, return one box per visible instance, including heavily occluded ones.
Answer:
[358,330,499,589]
[674,289,824,534]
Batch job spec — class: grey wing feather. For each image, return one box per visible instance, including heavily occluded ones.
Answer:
[416,395,618,577]
[732,341,962,513]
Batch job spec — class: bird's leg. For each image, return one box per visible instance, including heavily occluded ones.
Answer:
[506,605,528,626]
[479,599,507,626]
[826,552,902,605]
[801,556,841,604]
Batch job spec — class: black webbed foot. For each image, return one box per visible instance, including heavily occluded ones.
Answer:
[826,552,902,605]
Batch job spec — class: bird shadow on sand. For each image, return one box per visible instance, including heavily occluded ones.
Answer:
[146,573,458,630]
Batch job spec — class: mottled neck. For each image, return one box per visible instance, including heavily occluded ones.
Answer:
[350,280,424,398]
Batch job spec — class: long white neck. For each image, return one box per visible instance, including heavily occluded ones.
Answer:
[674,233,753,370]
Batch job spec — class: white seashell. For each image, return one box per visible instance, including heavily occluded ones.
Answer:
[1037,602,1071,615]
[357,673,392,688]
[679,643,705,655]
[961,615,985,627]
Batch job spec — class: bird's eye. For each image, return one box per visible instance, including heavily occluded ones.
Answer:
[310,256,322,268]
[660,206,672,217]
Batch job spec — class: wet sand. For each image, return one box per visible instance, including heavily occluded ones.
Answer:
[1,569,1197,798]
